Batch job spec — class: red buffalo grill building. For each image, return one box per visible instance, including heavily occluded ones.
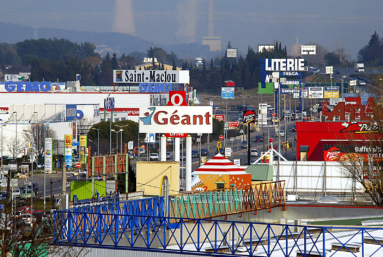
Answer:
[296,97,381,161]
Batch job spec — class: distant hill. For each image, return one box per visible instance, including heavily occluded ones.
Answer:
[0,22,216,59]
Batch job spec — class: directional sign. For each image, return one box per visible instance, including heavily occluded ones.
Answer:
[0,205,4,211]
[230,137,235,142]
[128,141,134,150]
[219,135,224,140]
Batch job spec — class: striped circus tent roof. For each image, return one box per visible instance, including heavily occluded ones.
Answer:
[192,154,246,175]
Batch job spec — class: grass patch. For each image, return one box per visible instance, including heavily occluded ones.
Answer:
[310,217,383,226]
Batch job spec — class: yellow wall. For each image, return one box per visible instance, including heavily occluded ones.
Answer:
[136,161,180,196]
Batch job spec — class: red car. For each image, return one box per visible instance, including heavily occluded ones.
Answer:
[18,206,43,214]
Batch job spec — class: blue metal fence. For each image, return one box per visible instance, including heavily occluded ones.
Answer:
[52,209,383,256]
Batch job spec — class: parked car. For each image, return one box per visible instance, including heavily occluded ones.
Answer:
[192,150,199,158]
[250,149,259,157]
[37,163,44,169]
[254,135,263,142]
[20,189,35,200]
[149,153,159,161]
[215,148,224,155]
[201,149,209,156]
[20,182,39,195]
[291,126,296,132]
[272,117,279,123]
[359,80,366,86]
[0,192,6,200]
[21,213,35,225]
[250,159,258,165]
[241,141,249,148]
[166,152,172,159]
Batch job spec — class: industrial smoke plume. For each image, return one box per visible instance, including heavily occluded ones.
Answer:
[113,0,136,37]
[176,0,199,44]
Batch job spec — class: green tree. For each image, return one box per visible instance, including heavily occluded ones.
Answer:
[111,53,119,69]
[324,52,341,66]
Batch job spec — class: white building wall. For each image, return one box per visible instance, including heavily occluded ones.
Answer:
[274,161,363,194]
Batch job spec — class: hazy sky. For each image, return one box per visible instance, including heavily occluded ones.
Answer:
[1,0,382,60]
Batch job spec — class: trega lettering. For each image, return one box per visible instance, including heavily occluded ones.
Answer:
[5,81,52,92]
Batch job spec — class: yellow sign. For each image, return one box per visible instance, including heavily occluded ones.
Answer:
[80,135,87,164]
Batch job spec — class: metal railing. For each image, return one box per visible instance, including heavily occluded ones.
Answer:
[169,181,286,221]
[52,212,383,256]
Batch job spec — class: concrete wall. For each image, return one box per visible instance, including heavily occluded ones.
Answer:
[136,161,180,196]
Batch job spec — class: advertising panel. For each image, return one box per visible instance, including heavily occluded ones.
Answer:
[44,138,53,173]
[4,74,21,82]
[226,48,238,58]
[324,87,339,98]
[139,106,213,133]
[227,121,240,128]
[324,145,383,162]
[308,87,324,98]
[66,105,77,121]
[243,110,256,123]
[80,135,87,164]
[221,87,235,99]
[150,94,169,106]
[64,135,73,167]
[167,91,187,106]
[113,70,190,84]
[214,115,225,121]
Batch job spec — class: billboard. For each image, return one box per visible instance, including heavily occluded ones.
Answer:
[4,74,21,82]
[139,106,213,133]
[226,48,238,58]
[64,135,72,167]
[214,115,225,121]
[44,138,53,173]
[308,87,324,98]
[80,135,87,164]
[324,87,339,98]
[264,59,306,71]
[258,45,274,53]
[113,70,190,84]
[221,87,234,99]
[301,45,316,55]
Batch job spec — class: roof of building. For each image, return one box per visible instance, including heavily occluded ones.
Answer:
[244,164,273,181]
[192,154,246,175]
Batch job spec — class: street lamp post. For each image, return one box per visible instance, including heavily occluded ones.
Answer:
[116,125,128,154]
[341,75,347,98]
[111,129,123,154]
[91,128,99,155]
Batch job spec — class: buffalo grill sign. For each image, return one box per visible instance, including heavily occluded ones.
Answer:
[139,106,213,133]
[243,110,256,123]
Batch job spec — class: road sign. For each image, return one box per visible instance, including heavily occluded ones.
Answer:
[76,163,81,168]
[233,159,240,166]
[0,205,4,211]
[272,113,276,117]
[225,147,232,157]
[56,198,61,207]
[165,133,187,138]
[230,137,235,142]
[106,97,115,110]
[239,129,244,134]
[128,141,134,150]
[219,135,224,140]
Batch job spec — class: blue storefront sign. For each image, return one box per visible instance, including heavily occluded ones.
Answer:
[66,105,77,121]
[4,81,65,92]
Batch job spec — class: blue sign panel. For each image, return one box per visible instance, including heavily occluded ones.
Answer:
[343,93,357,98]
[221,87,234,99]
[106,97,115,110]
[4,81,65,92]
[66,105,77,121]
[139,83,172,93]
[362,93,373,105]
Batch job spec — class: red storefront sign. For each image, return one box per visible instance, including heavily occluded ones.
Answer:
[165,133,188,138]
[227,121,239,128]
[214,115,225,121]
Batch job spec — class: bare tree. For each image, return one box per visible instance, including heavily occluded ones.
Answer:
[336,95,383,205]
[6,136,25,159]
[23,124,57,159]
[0,200,88,257]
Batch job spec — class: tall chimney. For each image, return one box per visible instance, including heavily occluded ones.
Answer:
[208,0,214,37]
